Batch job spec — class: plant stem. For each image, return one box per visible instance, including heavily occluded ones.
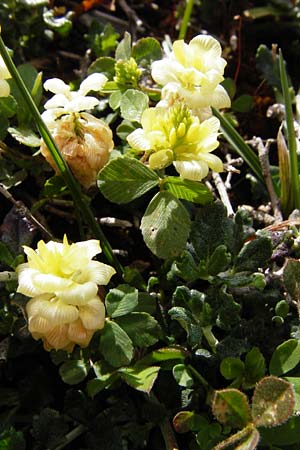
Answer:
[178,0,194,40]
[188,364,210,389]
[53,424,87,450]
[0,35,123,276]
[279,50,300,209]
[160,418,179,450]
[202,325,219,353]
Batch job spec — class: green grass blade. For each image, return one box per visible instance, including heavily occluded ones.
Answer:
[0,35,123,275]
[279,50,300,210]
[212,108,265,185]
[178,0,195,40]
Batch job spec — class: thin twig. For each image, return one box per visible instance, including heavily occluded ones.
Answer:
[212,172,235,217]
[0,271,18,282]
[53,424,87,450]
[251,137,283,222]
[0,183,54,240]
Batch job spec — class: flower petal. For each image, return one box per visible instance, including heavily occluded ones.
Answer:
[44,324,71,350]
[84,260,116,285]
[17,267,44,297]
[32,273,72,292]
[79,297,105,330]
[44,93,69,110]
[68,319,94,347]
[44,78,71,94]
[58,281,98,305]
[174,160,209,181]
[127,129,151,151]
[199,153,223,172]
[0,79,10,97]
[67,96,99,113]
[210,84,231,109]
[74,239,102,259]
[79,73,108,96]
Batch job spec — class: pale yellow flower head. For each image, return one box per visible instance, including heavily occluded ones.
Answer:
[16,235,116,352]
[151,34,230,116]
[0,55,11,97]
[127,103,223,181]
[40,112,114,189]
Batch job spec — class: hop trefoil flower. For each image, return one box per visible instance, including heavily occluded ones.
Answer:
[127,102,222,181]
[16,235,116,352]
[40,73,114,188]
[151,34,231,120]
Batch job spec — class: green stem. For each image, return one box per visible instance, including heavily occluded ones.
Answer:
[0,35,123,275]
[202,325,219,353]
[279,50,300,209]
[178,0,195,40]
[53,424,87,450]
[188,364,210,389]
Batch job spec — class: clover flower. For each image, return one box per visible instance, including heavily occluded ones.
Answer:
[127,103,222,181]
[151,34,230,118]
[40,112,114,188]
[0,55,11,97]
[16,235,116,352]
[40,73,114,188]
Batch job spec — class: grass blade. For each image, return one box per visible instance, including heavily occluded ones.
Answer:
[212,108,264,184]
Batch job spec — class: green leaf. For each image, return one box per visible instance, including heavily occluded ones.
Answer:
[99,320,134,367]
[0,96,17,118]
[212,388,252,428]
[190,201,234,260]
[235,235,272,272]
[171,250,201,282]
[98,157,159,204]
[109,90,123,110]
[283,258,300,302]
[87,361,118,397]
[284,377,300,412]
[243,347,266,389]
[42,176,68,198]
[0,116,9,139]
[115,31,132,60]
[173,364,194,388]
[169,306,202,346]
[207,244,231,275]
[9,63,42,124]
[0,427,25,450]
[8,126,40,147]
[232,95,254,113]
[119,365,160,393]
[162,176,213,204]
[260,415,300,446]
[256,44,282,92]
[120,88,149,122]
[137,346,188,368]
[0,242,14,268]
[141,191,191,259]
[132,37,162,65]
[105,284,138,318]
[116,120,137,140]
[252,376,295,427]
[269,339,300,376]
[220,357,245,380]
[59,360,90,385]
[173,411,204,434]
[115,312,161,347]
[88,56,116,79]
